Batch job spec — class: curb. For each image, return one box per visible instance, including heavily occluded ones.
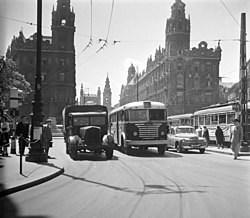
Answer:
[206,148,250,156]
[0,167,64,197]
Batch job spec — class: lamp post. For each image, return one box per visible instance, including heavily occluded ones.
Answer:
[26,0,47,162]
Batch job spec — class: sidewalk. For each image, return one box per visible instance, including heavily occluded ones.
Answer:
[206,144,250,156]
[0,150,64,197]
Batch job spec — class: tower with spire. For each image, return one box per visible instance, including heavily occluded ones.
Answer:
[103,75,112,111]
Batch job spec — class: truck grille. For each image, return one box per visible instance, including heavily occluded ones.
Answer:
[135,123,161,139]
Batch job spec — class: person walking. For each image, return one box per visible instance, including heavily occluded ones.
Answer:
[203,126,210,144]
[0,116,10,156]
[42,119,52,158]
[230,118,243,160]
[215,126,224,149]
[16,116,29,155]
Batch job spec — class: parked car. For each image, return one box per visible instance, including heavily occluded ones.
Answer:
[166,126,208,153]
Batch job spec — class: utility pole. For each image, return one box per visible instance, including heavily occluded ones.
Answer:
[239,13,249,147]
[26,0,47,162]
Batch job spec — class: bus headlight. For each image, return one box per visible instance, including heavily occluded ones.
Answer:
[133,131,138,136]
[160,131,165,136]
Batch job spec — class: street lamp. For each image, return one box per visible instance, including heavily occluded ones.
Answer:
[26,0,47,163]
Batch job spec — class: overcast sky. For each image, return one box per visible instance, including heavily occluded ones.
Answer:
[0,0,249,106]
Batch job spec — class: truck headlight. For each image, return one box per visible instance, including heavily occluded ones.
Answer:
[102,134,114,145]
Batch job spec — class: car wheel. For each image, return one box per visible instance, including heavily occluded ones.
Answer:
[176,143,183,153]
[158,145,165,155]
[199,148,205,154]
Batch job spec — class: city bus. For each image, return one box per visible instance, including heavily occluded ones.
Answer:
[193,101,250,143]
[167,113,194,126]
[109,101,168,155]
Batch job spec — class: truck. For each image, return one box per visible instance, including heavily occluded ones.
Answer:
[62,104,114,160]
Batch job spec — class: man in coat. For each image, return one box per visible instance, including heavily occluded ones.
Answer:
[230,119,243,160]
[16,116,29,155]
[42,119,52,158]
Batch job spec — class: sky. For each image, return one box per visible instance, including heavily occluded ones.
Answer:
[0,0,250,106]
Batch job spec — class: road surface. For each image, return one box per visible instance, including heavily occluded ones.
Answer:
[1,137,250,218]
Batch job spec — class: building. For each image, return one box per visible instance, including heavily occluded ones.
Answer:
[79,84,101,105]
[7,0,76,124]
[119,0,222,116]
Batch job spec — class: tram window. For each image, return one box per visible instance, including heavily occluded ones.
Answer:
[199,116,205,125]
[219,114,226,124]
[205,115,210,125]
[211,114,218,125]
[227,113,235,124]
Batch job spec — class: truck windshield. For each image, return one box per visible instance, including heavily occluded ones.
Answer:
[73,116,106,126]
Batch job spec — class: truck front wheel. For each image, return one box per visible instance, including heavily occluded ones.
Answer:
[105,148,113,160]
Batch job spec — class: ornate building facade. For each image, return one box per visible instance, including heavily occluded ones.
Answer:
[119,0,222,116]
[7,0,76,123]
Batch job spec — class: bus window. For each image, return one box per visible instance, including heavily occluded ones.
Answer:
[205,115,210,125]
[227,113,235,124]
[211,114,218,125]
[130,110,147,121]
[149,109,165,121]
[219,114,226,124]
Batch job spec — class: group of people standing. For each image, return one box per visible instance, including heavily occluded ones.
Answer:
[0,115,53,158]
[196,118,243,160]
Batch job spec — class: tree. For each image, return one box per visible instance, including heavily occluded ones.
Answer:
[0,57,31,100]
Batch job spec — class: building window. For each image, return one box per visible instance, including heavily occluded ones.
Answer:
[61,19,66,26]
[42,58,47,66]
[41,72,46,81]
[59,72,65,82]
[177,64,182,71]
[176,73,184,88]
[194,73,199,88]
[207,74,212,87]
[60,59,65,66]
[206,62,212,72]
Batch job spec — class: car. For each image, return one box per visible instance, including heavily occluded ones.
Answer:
[166,125,208,153]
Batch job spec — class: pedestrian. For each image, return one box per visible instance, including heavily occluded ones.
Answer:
[196,126,203,137]
[16,116,29,155]
[215,126,224,149]
[203,126,210,144]
[230,118,243,160]
[0,116,10,156]
[42,119,52,158]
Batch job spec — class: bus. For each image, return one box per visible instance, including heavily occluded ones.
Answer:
[109,101,168,155]
[167,113,194,126]
[193,101,250,143]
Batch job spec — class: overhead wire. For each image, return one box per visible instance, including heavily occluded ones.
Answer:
[82,0,93,52]
[96,0,115,54]
[219,0,240,26]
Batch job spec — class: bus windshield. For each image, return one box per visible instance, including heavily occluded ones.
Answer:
[149,109,165,121]
[129,110,147,121]
[129,109,165,121]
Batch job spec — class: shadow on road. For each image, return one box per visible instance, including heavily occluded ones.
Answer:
[115,146,182,158]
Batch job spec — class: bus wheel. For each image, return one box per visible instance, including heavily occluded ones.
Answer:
[199,148,205,154]
[176,143,183,153]
[158,146,165,155]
